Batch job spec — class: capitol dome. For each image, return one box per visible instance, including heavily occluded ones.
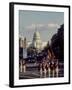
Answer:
[33,31,41,40]
[32,31,42,50]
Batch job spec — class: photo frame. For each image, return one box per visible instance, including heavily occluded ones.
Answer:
[9,2,70,87]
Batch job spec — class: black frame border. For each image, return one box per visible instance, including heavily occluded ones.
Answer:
[9,2,70,88]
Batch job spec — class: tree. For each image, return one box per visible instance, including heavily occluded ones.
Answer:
[51,24,64,62]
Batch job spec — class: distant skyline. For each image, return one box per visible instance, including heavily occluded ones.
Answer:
[19,10,64,42]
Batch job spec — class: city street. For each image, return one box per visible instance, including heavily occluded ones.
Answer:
[19,63,64,79]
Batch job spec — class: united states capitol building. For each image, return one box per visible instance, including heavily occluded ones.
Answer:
[19,31,47,52]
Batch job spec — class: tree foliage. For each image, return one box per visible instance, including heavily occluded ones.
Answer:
[51,24,64,62]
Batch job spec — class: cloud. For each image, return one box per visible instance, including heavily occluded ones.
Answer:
[25,24,45,30]
[25,23,59,30]
[37,24,44,27]
[48,23,59,28]
[25,24,35,29]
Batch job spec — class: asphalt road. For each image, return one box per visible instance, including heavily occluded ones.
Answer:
[19,63,64,79]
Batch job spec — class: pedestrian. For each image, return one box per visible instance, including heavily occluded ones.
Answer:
[20,59,23,73]
[23,60,26,73]
[39,63,43,77]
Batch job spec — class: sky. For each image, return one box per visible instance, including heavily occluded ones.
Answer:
[19,10,64,42]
